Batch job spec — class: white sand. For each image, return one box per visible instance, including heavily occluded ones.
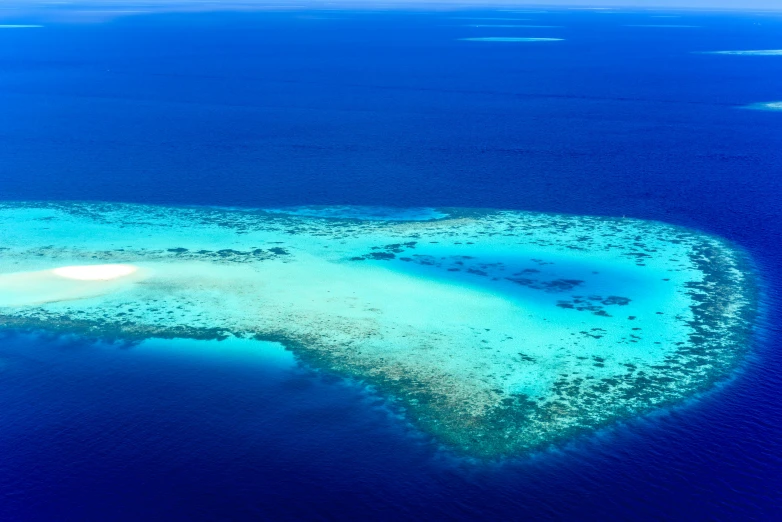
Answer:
[0,264,144,307]
[52,264,138,281]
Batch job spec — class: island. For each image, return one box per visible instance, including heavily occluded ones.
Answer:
[0,202,757,458]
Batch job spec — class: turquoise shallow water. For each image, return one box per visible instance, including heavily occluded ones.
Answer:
[0,201,756,458]
[135,337,295,370]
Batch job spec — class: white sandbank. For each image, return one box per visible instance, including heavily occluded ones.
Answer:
[52,264,138,281]
[0,264,144,307]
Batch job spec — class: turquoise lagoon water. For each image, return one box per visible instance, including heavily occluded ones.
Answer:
[0,202,755,458]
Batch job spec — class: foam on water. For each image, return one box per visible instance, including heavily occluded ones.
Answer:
[0,202,757,458]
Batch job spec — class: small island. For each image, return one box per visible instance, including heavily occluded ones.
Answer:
[0,202,757,458]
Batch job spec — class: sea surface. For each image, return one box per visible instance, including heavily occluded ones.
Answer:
[1,5,781,520]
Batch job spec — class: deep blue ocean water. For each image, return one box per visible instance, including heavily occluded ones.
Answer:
[1,5,782,520]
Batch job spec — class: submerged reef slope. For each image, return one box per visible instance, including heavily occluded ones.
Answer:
[0,203,756,458]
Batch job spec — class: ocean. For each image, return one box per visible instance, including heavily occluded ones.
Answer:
[1,5,781,520]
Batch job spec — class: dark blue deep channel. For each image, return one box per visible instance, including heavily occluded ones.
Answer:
[1,6,781,520]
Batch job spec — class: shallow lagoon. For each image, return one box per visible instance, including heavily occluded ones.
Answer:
[0,202,756,458]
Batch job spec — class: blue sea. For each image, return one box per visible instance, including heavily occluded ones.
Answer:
[1,5,782,520]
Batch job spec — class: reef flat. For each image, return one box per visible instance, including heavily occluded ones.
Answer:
[0,202,756,458]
